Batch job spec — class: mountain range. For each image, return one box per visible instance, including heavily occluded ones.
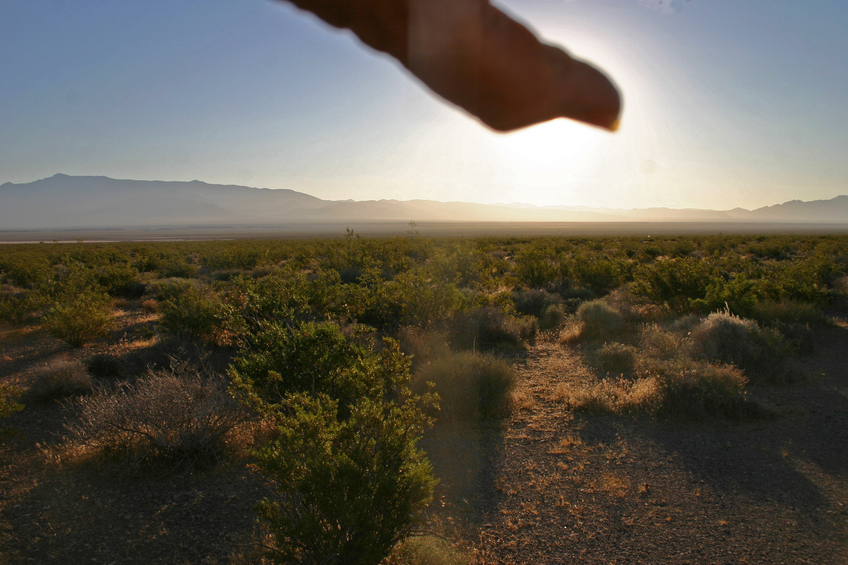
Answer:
[2,174,847,231]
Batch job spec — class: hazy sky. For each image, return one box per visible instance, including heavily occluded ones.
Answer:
[1,0,847,210]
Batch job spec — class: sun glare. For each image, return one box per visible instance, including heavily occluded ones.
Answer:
[491,119,604,171]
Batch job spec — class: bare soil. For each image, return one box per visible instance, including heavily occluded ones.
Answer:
[2,305,848,564]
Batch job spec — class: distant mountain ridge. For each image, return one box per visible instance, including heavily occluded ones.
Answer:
[1,174,847,230]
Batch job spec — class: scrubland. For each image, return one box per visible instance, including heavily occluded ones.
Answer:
[1,233,847,563]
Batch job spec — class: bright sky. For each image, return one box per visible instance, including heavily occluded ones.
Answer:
[1,0,847,210]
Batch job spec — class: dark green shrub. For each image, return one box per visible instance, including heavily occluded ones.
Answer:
[231,322,410,410]
[158,281,242,346]
[512,289,562,317]
[515,249,559,289]
[84,354,123,379]
[42,292,114,347]
[254,393,436,565]
[632,258,714,312]
[412,351,515,421]
[539,303,568,330]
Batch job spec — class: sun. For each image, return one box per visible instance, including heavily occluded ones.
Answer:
[489,119,605,173]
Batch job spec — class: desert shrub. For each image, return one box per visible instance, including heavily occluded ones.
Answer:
[412,351,515,421]
[511,289,562,318]
[84,354,122,379]
[648,359,758,420]
[575,300,624,341]
[398,327,452,370]
[29,359,93,402]
[449,307,535,351]
[632,257,714,312]
[0,285,50,324]
[42,292,114,347]
[749,300,822,325]
[564,254,625,295]
[690,313,788,382]
[639,323,687,360]
[158,281,242,346]
[557,376,660,414]
[388,535,470,565]
[594,343,638,376]
[254,393,436,565]
[141,298,158,313]
[231,322,409,411]
[515,249,559,289]
[157,258,199,279]
[0,385,24,438]
[66,360,251,470]
[778,322,816,355]
[539,303,568,331]
[559,359,757,420]
[92,262,142,298]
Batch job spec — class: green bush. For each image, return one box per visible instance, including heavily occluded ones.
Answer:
[632,257,714,312]
[231,322,409,411]
[158,281,242,346]
[412,351,515,421]
[254,393,436,565]
[42,292,114,347]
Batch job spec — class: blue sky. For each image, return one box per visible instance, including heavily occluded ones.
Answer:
[1,0,846,210]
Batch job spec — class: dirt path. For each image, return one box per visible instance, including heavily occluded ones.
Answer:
[450,326,848,564]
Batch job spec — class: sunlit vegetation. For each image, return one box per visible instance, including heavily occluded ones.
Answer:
[2,233,847,562]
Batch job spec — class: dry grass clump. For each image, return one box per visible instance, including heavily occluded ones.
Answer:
[387,535,470,565]
[564,300,625,342]
[449,307,536,351]
[559,356,759,420]
[594,342,638,376]
[690,312,788,383]
[399,327,452,370]
[65,359,253,471]
[639,323,688,360]
[646,358,758,420]
[412,351,515,422]
[556,376,660,414]
[141,298,158,313]
[29,359,93,402]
